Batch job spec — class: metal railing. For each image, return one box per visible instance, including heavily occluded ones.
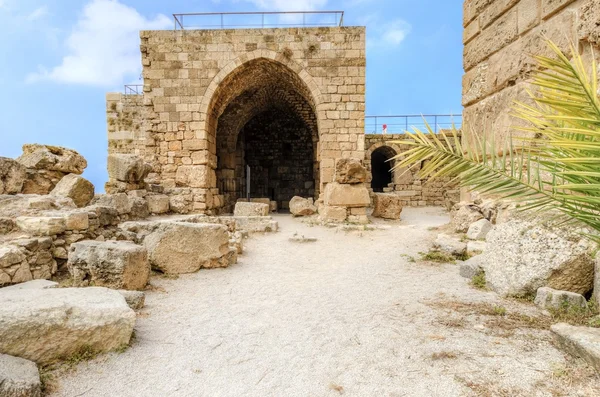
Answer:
[364,114,462,134]
[172,11,344,30]
[124,84,143,95]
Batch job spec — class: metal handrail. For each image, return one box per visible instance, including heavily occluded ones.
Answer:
[173,11,345,30]
[365,114,462,134]
[124,84,143,95]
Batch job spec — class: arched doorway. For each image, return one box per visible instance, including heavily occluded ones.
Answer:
[371,146,397,192]
[205,58,320,212]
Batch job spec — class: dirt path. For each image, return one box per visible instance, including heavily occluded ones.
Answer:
[50,208,599,396]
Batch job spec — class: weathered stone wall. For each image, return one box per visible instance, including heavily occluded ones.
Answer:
[463,0,600,143]
[364,134,459,207]
[106,93,146,156]
[107,27,366,214]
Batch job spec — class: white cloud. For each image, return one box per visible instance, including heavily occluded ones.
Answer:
[367,18,411,49]
[240,0,328,10]
[26,6,48,21]
[27,0,170,86]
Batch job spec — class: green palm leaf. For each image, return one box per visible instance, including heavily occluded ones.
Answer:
[390,41,600,238]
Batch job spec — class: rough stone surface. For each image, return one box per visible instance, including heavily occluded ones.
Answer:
[17,144,87,174]
[466,218,492,240]
[534,287,587,310]
[0,287,135,366]
[0,238,57,286]
[68,241,150,290]
[452,204,484,233]
[233,202,269,217]
[459,255,485,279]
[15,216,66,236]
[433,234,467,256]
[107,154,151,184]
[552,323,600,373]
[289,196,317,217]
[92,193,132,215]
[21,170,65,195]
[50,174,94,208]
[0,353,42,397]
[324,182,370,208]
[117,290,145,310]
[467,240,486,254]
[1,279,58,291]
[142,222,233,274]
[146,194,170,214]
[482,216,596,297]
[371,193,403,220]
[319,205,347,223]
[0,157,26,195]
[335,158,367,184]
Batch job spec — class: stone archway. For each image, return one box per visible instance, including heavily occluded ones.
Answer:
[370,146,397,192]
[203,55,321,212]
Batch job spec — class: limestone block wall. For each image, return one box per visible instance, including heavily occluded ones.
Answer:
[107,26,366,214]
[462,0,600,143]
[364,134,459,207]
[106,93,147,156]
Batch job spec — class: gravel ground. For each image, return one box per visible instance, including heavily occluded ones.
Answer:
[49,208,600,397]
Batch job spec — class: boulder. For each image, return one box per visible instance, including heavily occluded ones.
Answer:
[117,290,145,310]
[86,205,119,226]
[17,144,87,174]
[335,158,367,184]
[21,169,65,195]
[68,241,150,290]
[147,194,170,214]
[433,234,467,256]
[551,323,600,372]
[50,174,94,207]
[319,206,347,223]
[15,216,66,236]
[0,287,135,365]
[289,196,317,217]
[466,240,486,254]
[482,215,596,297]
[466,219,492,240]
[372,193,403,220]
[129,197,149,219]
[0,354,42,397]
[234,202,269,217]
[324,182,370,208]
[451,204,484,233]
[107,154,151,183]
[534,287,587,310]
[0,157,26,195]
[143,222,234,274]
[92,193,132,215]
[1,279,58,291]
[459,255,484,279]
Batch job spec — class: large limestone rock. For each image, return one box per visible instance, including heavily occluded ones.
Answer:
[0,238,57,286]
[319,206,347,223]
[21,170,65,195]
[466,219,492,240]
[143,222,233,274]
[482,216,596,297]
[50,174,94,207]
[234,202,269,217]
[15,216,66,236]
[433,234,467,256]
[534,287,587,310]
[335,158,367,184]
[17,144,87,175]
[147,194,170,214]
[451,203,484,233]
[68,241,150,290]
[324,182,370,208]
[92,193,132,215]
[107,154,151,184]
[0,287,135,365]
[371,193,403,220]
[289,196,317,217]
[0,354,42,397]
[0,157,26,195]
[551,323,600,372]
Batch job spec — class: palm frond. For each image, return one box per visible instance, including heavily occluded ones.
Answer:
[390,40,600,237]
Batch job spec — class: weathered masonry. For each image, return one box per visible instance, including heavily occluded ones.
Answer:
[107,25,366,213]
[462,0,600,143]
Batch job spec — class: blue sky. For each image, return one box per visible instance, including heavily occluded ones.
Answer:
[0,0,463,191]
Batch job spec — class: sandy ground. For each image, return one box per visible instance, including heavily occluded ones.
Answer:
[49,208,600,397]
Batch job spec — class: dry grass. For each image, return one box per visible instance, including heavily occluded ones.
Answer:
[436,316,466,328]
[329,382,344,394]
[455,376,524,397]
[470,271,488,290]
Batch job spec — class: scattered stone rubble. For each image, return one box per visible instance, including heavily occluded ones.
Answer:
[320,159,371,224]
[0,353,42,397]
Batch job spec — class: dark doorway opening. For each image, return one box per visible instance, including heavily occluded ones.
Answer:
[371,146,396,192]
